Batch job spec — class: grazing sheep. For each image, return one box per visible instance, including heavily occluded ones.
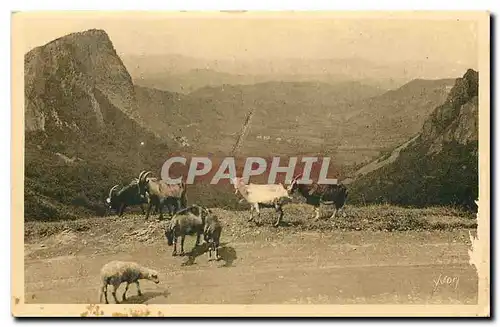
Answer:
[164,205,210,257]
[98,260,159,304]
[203,212,223,261]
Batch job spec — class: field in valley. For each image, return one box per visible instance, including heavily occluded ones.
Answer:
[24,204,478,305]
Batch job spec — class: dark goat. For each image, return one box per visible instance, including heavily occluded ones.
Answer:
[203,212,222,261]
[106,179,153,216]
[164,205,210,256]
[137,170,188,220]
[289,175,349,220]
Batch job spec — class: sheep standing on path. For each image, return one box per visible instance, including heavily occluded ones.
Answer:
[98,260,160,304]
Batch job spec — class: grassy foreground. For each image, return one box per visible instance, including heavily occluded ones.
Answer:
[25,204,477,242]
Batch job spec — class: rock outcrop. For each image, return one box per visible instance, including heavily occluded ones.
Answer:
[24,29,144,138]
[348,69,479,210]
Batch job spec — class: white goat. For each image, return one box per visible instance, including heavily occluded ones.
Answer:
[232,176,297,227]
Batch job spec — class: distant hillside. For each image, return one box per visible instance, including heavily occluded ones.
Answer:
[340,78,456,149]
[132,68,392,94]
[123,53,472,92]
[348,69,479,210]
[24,29,174,221]
[135,78,454,164]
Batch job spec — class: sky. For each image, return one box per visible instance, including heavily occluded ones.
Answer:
[16,12,478,68]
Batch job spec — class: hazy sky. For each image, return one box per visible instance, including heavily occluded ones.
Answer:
[17,12,478,67]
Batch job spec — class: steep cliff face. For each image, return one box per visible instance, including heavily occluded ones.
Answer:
[422,69,479,153]
[349,69,479,210]
[24,29,171,221]
[24,29,143,138]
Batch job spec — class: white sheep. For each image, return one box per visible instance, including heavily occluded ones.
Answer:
[232,176,296,227]
[98,260,160,304]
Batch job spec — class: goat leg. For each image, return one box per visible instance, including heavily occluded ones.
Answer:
[140,204,146,215]
[172,237,178,256]
[176,199,182,214]
[145,202,153,220]
[248,205,254,222]
[195,232,201,247]
[313,206,320,220]
[215,240,221,260]
[157,201,164,220]
[274,204,284,227]
[118,203,126,217]
[329,207,338,219]
[207,241,213,260]
[254,203,261,225]
[180,236,186,256]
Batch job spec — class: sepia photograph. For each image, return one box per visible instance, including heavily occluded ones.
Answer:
[11,11,490,317]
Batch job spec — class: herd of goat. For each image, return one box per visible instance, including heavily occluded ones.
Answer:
[105,169,348,256]
[100,170,348,303]
[106,170,349,226]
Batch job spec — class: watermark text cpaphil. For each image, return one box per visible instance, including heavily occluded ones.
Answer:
[160,155,340,185]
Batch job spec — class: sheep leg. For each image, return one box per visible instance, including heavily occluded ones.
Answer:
[99,283,107,304]
[135,281,142,297]
[122,282,129,301]
[111,284,120,304]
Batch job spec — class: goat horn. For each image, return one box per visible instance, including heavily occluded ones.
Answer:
[108,184,120,199]
[143,171,152,182]
[139,170,152,183]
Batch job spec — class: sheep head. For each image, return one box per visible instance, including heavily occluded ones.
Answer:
[146,269,160,284]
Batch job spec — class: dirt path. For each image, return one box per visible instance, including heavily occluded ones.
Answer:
[25,230,477,304]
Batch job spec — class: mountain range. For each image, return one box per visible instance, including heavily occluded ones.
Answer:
[23,29,477,220]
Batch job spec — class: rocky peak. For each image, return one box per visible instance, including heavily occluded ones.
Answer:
[421,69,478,152]
[24,28,141,136]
